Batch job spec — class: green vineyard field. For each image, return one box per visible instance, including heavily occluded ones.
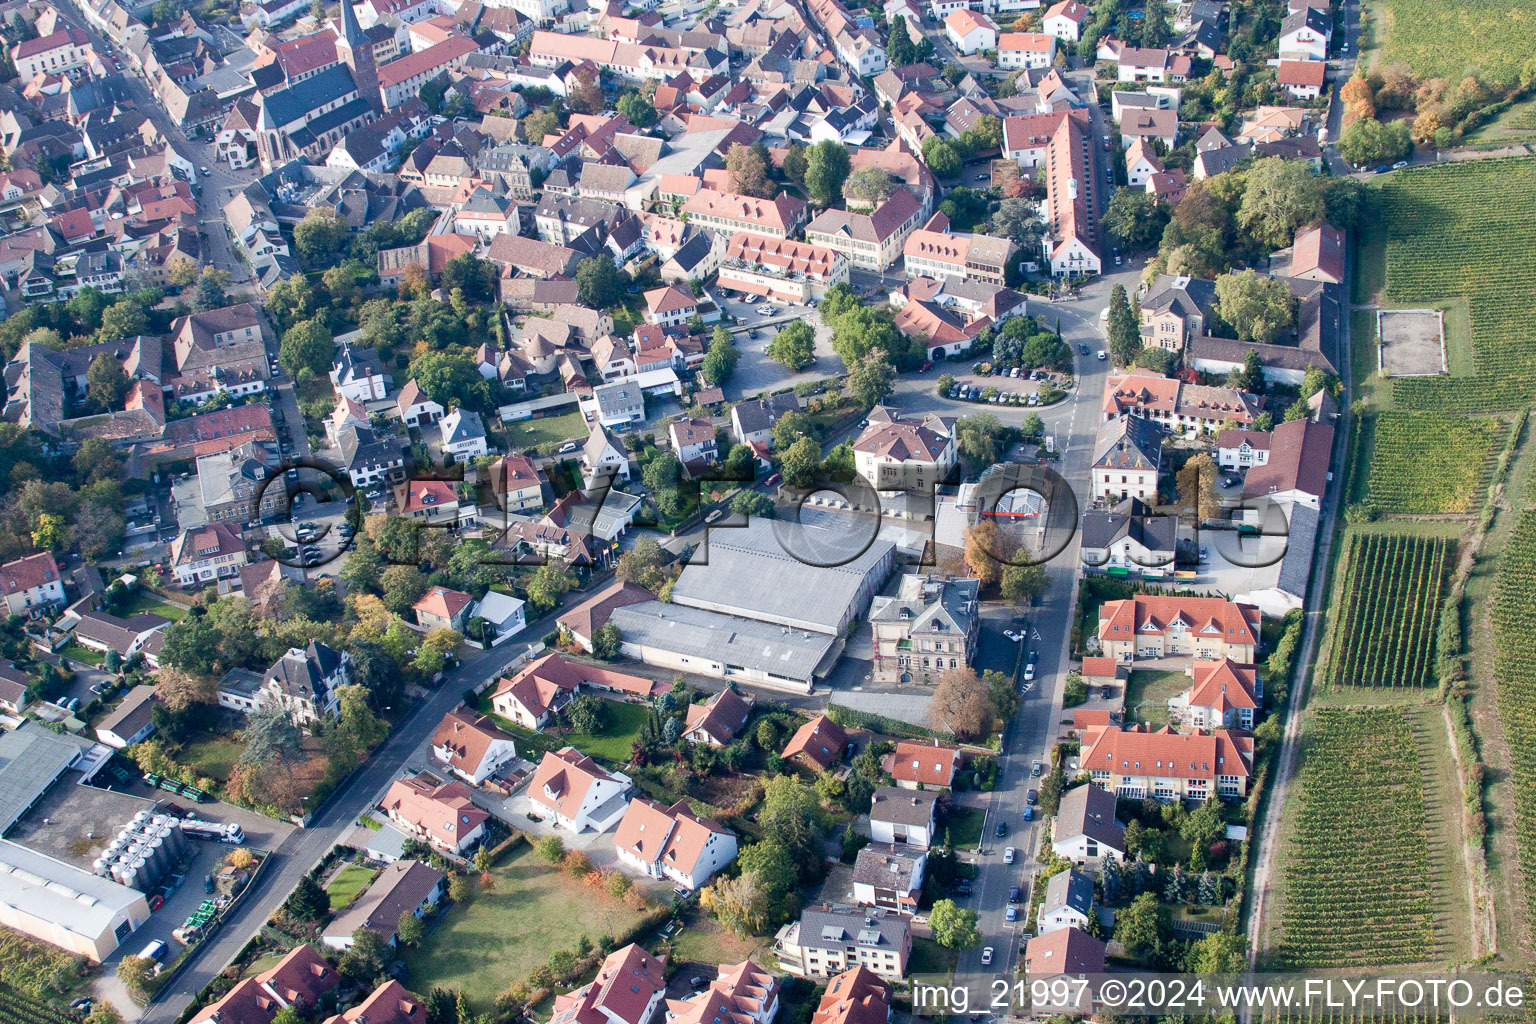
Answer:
[1365,413,1500,515]
[1325,533,1453,687]
[1274,708,1439,967]
[1491,509,1536,920]
[1376,160,1536,413]
[1373,0,1536,81]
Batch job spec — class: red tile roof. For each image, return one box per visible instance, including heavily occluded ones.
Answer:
[377,34,479,88]
[529,746,622,820]
[683,688,753,744]
[811,968,891,1024]
[552,945,667,1024]
[0,552,60,595]
[324,981,426,1024]
[1187,659,1258,712]
[432,709,516,776]
[1023,927,1106,975]
[1098,595,1261,648]
[780,714,848,770]
[414,585,472,621]
[1277,59,1327,87]
[255,945,338,1010]
[885,740,960,786]
[1084,725,1253,780]
[379,776,488,849]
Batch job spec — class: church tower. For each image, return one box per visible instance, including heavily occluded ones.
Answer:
[336,0,382,111]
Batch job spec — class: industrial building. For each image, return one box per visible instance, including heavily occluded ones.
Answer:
[670,519,896,636]
[0,723,100,835]
[608,601,840,693]
[0,839,150,961]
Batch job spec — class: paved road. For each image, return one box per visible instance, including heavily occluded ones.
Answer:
[137,601,571,1024]
[58,0,259,284]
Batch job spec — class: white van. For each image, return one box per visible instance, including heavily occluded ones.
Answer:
[1099,307,1110,324]
[138,940,167,962]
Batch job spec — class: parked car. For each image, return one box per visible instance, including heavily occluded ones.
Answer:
[1097,350,1108,360]
[1027,789,1039,805]
[1008,886,1021,903]
[1081,344,1090,355]
[1004,629,1023,642]
[1003,846,1016,864]
[1024,663,1035,681]
[558,441,579,453]
[996,821,1007,837]
[981,947,994,965]
[148,894,164,911]
[1023,806,1035,821]
[1005,905,1018,922]
[1031,760,1043,777]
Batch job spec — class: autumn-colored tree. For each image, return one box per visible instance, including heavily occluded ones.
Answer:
[930,667,997,741]
[963,520,1015,587]
[156,667,216,713]
[1340,76,1375,121]
[1412,109,1441,142]
[1176,453,1221,521]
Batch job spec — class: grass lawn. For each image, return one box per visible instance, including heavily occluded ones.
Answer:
[664,910,768,964]
[178,732,245,781]
[59,642,105,666]
[509,410,588,449]
[560,700,650,762]
[1124,669,1188,727]
[908,937,958,977]
[945,806,986,850]
[327,864,378,910]
[119,592,190,621]
[402,844,644,1010]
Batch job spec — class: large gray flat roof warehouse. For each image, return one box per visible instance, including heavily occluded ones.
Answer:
[0,724,95,834]
[610,601,841,685]
[670,519,896,635]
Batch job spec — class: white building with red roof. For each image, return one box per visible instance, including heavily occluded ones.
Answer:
[851,416,956,492]
[527,746,633,832]
[1042,0,1090,39]
[613,796,738,889]
[718,234,849,303]
[12,27,92,79]
[1022,928,1105,1013]
[1097,595,1261,663]
[168,522,249,587]
[681,188,809,241]
[0,552,65,617]
[552,945,667,1024]
[944,9,997,54]
[1170,659,1260,730]
[413,585,473,632]
[1286,221,1346,284]
[378,35,480,108]
[643,284,698,328]
[809,968,890,1024]
[1083,724,1254,800]
[431,709,519,784]
[1276,59,1327,99]
[997,31,1054,68]
[395,479,470,525]
[1101,368,1262,436]
[323,981,426,1024]
[379,776,489,853]
[492,653,658,730]
[665,961,779,1024]
[780,714,848,771]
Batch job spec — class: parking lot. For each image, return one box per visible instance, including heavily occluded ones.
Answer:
[713,293,843,397]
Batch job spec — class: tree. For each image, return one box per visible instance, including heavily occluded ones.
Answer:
[340,927,389,985]
[1141,0,1168,43]
[1180,798,1225,868]
[394,912,425,947]
[804,140,852,206]
[971,114,1004,151]
[592,623,623,660]
[407,351,490,409]
[279,318,334,378]
[1228,349,1264,393]
[190,268,229,312]
[441,253,496,303]
[536,835,565,862]
[844,166,896,206]
[1186,932,1247,973]
[616,91,657,127]
[992,197,1045,250]
[1104,189,1169,251]
[284,873,330,921]
[100,299,148,340]
[921,137,961,179]
[567,71,603,115]
[830,306,901,367]
[1106,284,1140,366]
[919,898,980,949]
[730,490,775,517]
[117,957,159,997]
[725,143,776,199]
[1115,892,1166,961]
[701,330,740,386]
[294,208,348,260]
[1176,453,1219,521]
[1340,76,1376,120]
[931,667,996,741]
[963,519,1012,586]
[241,704,303,766]
[1214,269,1294,344]
[85,1005,124,1024]
[779,436,822,488]
[156,667,216,713]
[524,108,560,142]
[85,352,131,412]
[886,13,917,65]
[954,413,1004,467]
[448,874,471,903]
[575,257,624,309]
[999,562,1047,602]
[700,870,773,936]
[337,684,388,750]
[566,694,606,733]
[526,564,575,611]
[1338,116,1412,168]
[767,320,817,369]
[846,348,896,408]
[1237,157,1326,251]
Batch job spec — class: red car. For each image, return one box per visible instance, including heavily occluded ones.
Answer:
[148,895,164,911]
[919,360,934,372]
